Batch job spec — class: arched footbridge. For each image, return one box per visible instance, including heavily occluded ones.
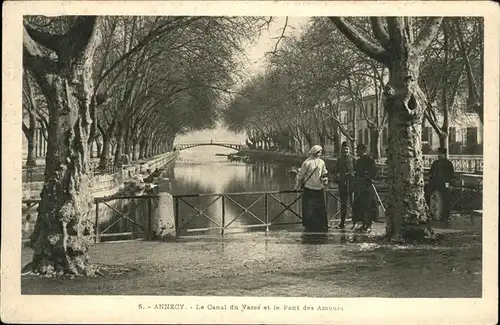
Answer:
[174,141,242,151]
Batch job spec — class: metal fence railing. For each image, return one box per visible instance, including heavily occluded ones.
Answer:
[22,195,156,246]
[172,188,390,235]
[21,182,482,244]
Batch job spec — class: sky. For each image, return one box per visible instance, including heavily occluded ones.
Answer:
[176,17,310,144]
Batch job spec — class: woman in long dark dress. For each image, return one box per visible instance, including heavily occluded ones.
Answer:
[294,145,329,232]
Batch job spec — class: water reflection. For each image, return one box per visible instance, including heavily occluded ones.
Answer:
[300,233,329,245]
[163,147,304,236]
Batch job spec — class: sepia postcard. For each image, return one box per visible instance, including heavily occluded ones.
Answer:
[1,1,499,324]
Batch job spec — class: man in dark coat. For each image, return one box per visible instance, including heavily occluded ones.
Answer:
[334,141,355,229]
[353,144,378,232]
[425,148,455,221]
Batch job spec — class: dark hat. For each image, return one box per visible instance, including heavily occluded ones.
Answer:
[357,143,367,150]
[341,141,350,148]
[438,147,447,154]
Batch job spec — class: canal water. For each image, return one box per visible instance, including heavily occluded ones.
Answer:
[159,146,344,236]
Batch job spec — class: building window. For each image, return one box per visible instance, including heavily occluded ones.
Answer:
[371,103,375,118]
[358,129,363,144]
[466,127,478,145]
[340,111,347,123]
[382,127,388,146]
[448,127,456,143]
[422,127,429,142]
[364,129,369,145]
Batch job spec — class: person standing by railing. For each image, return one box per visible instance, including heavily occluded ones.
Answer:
[294,145,329,232]
[353,144,378,232]
[333,141,355,229]
[425,147,455,222]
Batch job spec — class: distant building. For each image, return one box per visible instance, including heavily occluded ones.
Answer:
[338,94,483,156]
[243,93,483,156]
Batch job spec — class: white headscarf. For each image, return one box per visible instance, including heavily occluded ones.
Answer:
[308,145,323,156]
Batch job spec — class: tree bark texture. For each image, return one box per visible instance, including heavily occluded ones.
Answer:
[24,17,102,276]
[384,46,430,240]
[329,17,443,240]
[99,134,111,169]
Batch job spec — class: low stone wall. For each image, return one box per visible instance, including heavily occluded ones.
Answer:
[21,152,179,246]
[22,152,179,200]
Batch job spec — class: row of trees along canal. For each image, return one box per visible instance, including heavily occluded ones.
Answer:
[223,18,483,240]
[22,16,483,277]
[224,17,483,158]
[22,15,273,276]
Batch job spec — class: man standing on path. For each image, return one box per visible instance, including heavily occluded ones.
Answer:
[425,147,456,222]
[353,144,378,232]
[334,141,355,229]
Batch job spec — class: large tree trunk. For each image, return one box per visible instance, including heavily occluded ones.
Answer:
[23,17,101,276]
[384,57,429,241]
[329,16,443,241]
[29,72,96,276]
[439,133,449,158]
[113,124,124,169]
[99,134,111,169]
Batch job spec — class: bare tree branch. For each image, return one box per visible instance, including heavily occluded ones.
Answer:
[94,17,200,94]
[414,17,444,54]
[22,121,30,138]
[370,17,390,49]
[24,20,64,53]
[453,19,483,123]
[272,16,288,54]
[329,17,388,64]
[22,27,58,75]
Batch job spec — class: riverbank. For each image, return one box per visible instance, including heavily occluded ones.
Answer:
[21,152,179,247]
[21,216,481,297]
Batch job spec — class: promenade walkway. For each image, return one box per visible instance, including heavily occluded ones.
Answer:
[21,214,481,297]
